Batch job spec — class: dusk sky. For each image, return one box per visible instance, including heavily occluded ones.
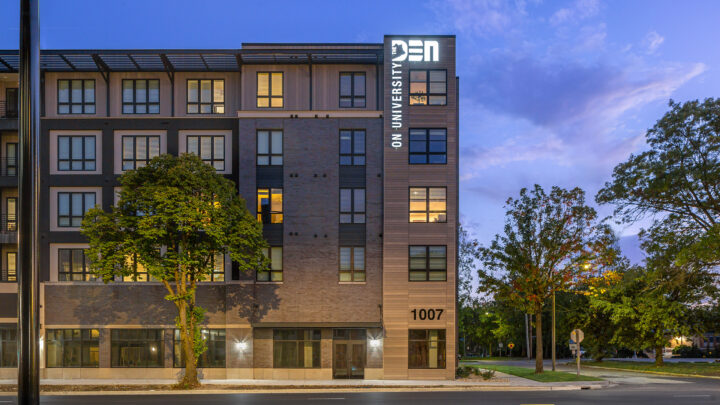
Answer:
[2,0,719,263]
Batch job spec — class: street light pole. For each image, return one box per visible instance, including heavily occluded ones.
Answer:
[551,288,556,371]
[17,0,40,404]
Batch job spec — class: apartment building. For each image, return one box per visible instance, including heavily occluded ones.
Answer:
[0,35,458,380]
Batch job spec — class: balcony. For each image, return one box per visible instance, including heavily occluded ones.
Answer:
[0,100,18,131]
[0,214,17,244]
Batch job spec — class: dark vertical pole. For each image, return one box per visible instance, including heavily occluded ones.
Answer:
[18,0,40,404]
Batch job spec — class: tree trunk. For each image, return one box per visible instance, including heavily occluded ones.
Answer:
[177,302,200,388]
[654,345,664,367]
[535,310,544,374]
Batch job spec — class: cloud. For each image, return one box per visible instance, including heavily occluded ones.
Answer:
[426,0,527,37]
[549,0,600,25]
[643,31,665,54]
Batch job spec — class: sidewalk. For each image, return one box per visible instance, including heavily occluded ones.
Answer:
[0,373,610,393]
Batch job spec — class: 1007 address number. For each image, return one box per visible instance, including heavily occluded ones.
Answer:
[410,308,444,321]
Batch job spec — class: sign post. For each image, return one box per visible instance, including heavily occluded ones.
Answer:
[570,329,584,377]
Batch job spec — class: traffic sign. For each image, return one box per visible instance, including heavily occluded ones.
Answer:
[569,343,578,351]
[498,342,503,348]
[571,329,584,343]
[508,343,515,350]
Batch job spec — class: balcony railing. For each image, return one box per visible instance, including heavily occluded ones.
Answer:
[0,158,16,177]
[0,101,18,119]
[0,214,17,234]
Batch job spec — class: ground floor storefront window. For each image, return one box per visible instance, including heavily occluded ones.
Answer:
[111,329,163,367]
[408,329,446,369]
[173,329,226,368]
[0,327,16,368]
[46,329,99,367]
[273,329,321,368]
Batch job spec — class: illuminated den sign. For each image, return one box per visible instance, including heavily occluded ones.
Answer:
[389,39,439,149]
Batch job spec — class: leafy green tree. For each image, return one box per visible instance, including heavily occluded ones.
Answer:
[81,154,267,387]
[478,185,618,373]
[597,98,720,271]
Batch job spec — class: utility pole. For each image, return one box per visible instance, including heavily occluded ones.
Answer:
[551,289,556,371]
[525,313,531,359]
[17,0,40,404]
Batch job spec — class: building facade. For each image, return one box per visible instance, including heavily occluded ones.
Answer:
[0,36,458,380]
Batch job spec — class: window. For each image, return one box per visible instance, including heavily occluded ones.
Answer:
[202,253,225,282]
[409,70,446,106]
[409,129,446,164]
[408,329,446,369]
[57,192,96,228]
[409,187,446,223]
[187,135,225,171]
[5,142,16,176]
[6,197,16,232]
[58,79,95,114]
[409,246,447,281]
[273,329,321,368]
[339,130,365,166]
[187,79,224,114]
[339,72,366,108]
[46,329,100,368]
[174,329,225,368]
[257,72,283,108]
[339,247,365,282]
[0,327,16,367]
[122,79,160,114]
[58,136,96,171]
[258,247,282,282]
[123,253,151,282]
[257,188,283,224]
[58,248,96,281]
[257,130,283,166]
[2,252,16,282]
[122,135,160,171]
[340,188,365,224]
[111,329,163,368]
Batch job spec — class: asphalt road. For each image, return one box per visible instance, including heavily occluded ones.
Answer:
[0,386,718,405]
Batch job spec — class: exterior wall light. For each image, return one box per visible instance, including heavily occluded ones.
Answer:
[369,338,382,348]
[236,341,248,351]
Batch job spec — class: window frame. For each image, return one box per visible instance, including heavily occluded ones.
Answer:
[57,79,96,114]
[257,246,283,282]
[201,253,225,282]
[122,79,160,114]
[409,128,447,165]
[186,79,225,114]
[409,187,447,223]
[45,329,100,368]
[121,135,161,171]
[339,129,366,166]
[408,245,447,282]
[408,329,447,369]
[0,327,17,368]
[256,130,283,166]
[257,188,283,224]
[122,252,153,282]
[340,188,366,224]
[409,69,447,106]
[186,135,225,171]
[339,72,366,108]
[57,135,96,171]
[58,248,96,282]
[5,142,17,176]
[57,191,96,228]
[6,197,16,232]
[272,329,321,369]
[256,72,284,108]
[339,246,365,282]
[110,329,164,368]
[173,329,226,368]
[1,251,16,283]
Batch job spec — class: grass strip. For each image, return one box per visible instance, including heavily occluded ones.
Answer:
[468,364,602,382]
[583,360,720,377]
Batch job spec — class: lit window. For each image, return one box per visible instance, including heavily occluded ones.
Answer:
[58,248,96,281]
[111,329,163,368]
[409,245,447,281]
[257,188,283,224]
[273,329,320,368]
[408,329,446,369]
[257,72,283,108]
[2,252,16,282]
[409,187,446,223]
[258,247,283,282]
[409,70,446,106]
[339,247,365,282]
[202,253,225,282]
[123,253,151,282]
[46,329,99,368]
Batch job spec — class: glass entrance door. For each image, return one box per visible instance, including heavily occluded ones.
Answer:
[333,329,366,379]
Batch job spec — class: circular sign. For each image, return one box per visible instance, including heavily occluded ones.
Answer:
[571,329,584,343]
[508,343,515,349]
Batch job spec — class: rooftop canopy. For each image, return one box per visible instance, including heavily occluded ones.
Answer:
[0,45,384,73]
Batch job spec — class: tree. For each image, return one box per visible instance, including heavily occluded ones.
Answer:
[597,98,720,271]
[457,225,481,357]
[477,185,618,373]
[81,154,267,387]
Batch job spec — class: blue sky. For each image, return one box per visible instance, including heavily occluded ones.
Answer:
[2,0,718,263]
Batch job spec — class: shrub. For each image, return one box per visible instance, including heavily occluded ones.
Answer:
[456,366,471,378]
[672,345,704,358]
[479,369,496,380]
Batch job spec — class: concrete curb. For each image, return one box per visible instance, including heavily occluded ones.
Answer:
[582,364,720,380]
